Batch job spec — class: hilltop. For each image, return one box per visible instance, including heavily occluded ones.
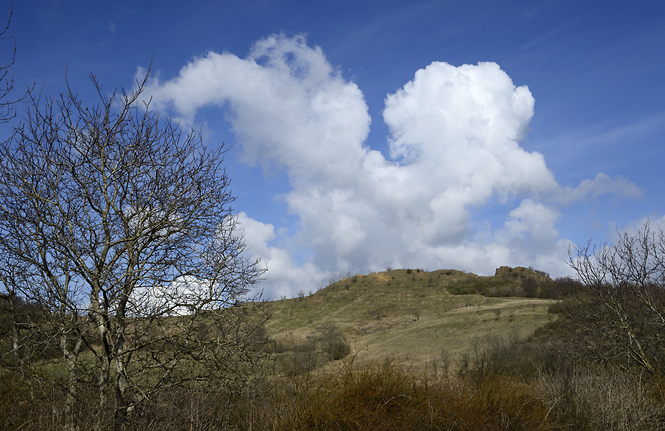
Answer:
[263,267,559,370]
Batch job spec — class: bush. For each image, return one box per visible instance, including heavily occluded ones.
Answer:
[272,325,351,376]
[269,359,560,430]
[316,325,351,361]
[537,367,665,431]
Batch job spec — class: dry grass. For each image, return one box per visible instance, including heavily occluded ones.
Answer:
[266,358,560,431]
[6,357,665,431]
[263,269,556,369]
[8,268,663,430]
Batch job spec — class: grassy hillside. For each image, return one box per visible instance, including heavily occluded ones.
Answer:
[8,267,664,430]
[263,268,557,369]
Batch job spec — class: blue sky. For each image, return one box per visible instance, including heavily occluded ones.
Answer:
[6,1,665,298]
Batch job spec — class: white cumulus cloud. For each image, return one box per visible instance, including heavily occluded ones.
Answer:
[237,212,327,299]
[142,34,640,297]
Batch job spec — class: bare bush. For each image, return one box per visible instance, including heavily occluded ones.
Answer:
[315,324,351,362]
[570,221,665,374]
[537,367,665,431]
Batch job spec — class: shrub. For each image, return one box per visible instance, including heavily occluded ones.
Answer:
[269,359,560,430]
[537,367,665,431]
[316,325,351,361]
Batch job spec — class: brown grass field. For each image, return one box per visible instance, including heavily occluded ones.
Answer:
[263,268,556,370]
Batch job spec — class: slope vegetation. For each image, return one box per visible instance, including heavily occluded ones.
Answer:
[263,268,556,368]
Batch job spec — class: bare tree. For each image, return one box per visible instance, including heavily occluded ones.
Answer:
[569,221,665,375]
[0,4,16,123]
[0,3,31,124]
[0,71,266,430]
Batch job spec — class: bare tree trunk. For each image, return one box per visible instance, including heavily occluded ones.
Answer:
[8,295,23,370]
[98,354,109,411]
[61,331,82,431]
[89,290,111,414]
[113,356,128,431]
[112,323,129,431]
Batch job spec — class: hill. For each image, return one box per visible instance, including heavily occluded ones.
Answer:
[263,267,557,370]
